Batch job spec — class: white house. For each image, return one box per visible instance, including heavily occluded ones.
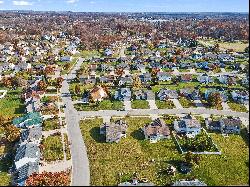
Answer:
[174,114,201,138]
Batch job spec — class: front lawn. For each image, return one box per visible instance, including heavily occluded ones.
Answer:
[155,100,175,109]
[228,102,248,112]
[131,100,150,109]
[74,100,124,111]
[43,117,60,131]
[179,97,194,108]
[80,117,249,186]
[41,134,64,162]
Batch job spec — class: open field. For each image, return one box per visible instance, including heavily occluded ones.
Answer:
[198,39,248,52]
[80,117,249,186]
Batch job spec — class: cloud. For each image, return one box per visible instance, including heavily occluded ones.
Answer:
[0,1,4,4]
[13,0,33,6]
[66,0,79,3]
[90,1,96,4]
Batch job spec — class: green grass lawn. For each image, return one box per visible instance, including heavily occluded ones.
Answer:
[74,100,124,111]
[179,97,195,108]
[131,100,150,109]
[43,118,60,131]
[0,88,25,119]
[80,117,249,186]
[155,100,175,109]
[228,102,248,112]
[42,134,64,162]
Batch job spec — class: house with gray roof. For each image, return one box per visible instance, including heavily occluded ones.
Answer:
[20,126,42,145]
[172,179,207,186]
[158,89,179,100]
[14,143,40,171]
[157,72,172,81]
[100,120,128,143]
[205,117,241,134]
[143,118,170,143]
[174,114,201,138]
[115,88,131,101]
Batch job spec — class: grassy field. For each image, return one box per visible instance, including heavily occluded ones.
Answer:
[228,102,248,112]
[74,100,124,111]
[43,118,60,131]
[80,117,249,186]
[131,100,150,109]
[198,40,248,52]
[155,100,175,109]
[42,134,64,162]
[0,88,25,119]
[179,97,195,108]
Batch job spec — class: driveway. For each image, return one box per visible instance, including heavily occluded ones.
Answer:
[221,102,231,111]
[170,99,183,109]
[148,100,158,109]
[124,100,132,110]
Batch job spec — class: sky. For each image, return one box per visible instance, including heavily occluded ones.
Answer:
[0,0,249,12]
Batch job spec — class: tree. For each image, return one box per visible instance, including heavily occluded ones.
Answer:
[2,77,12,88]
[4,125,20,143]
[208,92,222,109]
[25,171,70,186]
[55,77,64,89]
[132,74,142,89]
[75,85,81,95]
[37,80,47,91]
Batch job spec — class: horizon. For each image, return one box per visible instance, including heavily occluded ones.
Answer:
[0,0,249,12]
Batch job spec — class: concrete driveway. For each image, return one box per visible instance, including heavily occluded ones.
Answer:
[170,99,183,109]
[124,100,132,110]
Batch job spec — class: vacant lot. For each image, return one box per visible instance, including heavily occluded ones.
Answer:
[80,117,249,186]
[198,40,248,52]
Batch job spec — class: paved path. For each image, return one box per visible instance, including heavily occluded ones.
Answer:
[221,102,231,111]
[170,99,183,109]
[61,57,90,186]
[124,100,132,110]
[148,100,158,109]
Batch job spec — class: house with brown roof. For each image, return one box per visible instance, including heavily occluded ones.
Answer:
[89,86,108,102]
[100,120,128,143]
[143,118,170,143]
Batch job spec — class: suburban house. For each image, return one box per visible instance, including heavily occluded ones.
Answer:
[100,120,128,143]
[180,74,193,82]
[114,88,131,101]
[179,88,200,100]
[89,86,109,102]
[140,73,152,83]
[13,112,43,129]
[157,72,172,81]
[197,73,214,84]
[172,179,207,186]
[205,117,241,134]
[143,118,170,143]
[14,143,40,186]
[119,76,133,86]
[218,75,237,85]
[60,56,72,62]
[158,89,179,100]
[204,89,228,102]
[174,114,201,138]
[20,126,42,145]
[134,90,147,100]
[231,90,249,104]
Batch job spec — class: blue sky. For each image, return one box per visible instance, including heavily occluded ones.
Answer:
[0,0,248,12]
